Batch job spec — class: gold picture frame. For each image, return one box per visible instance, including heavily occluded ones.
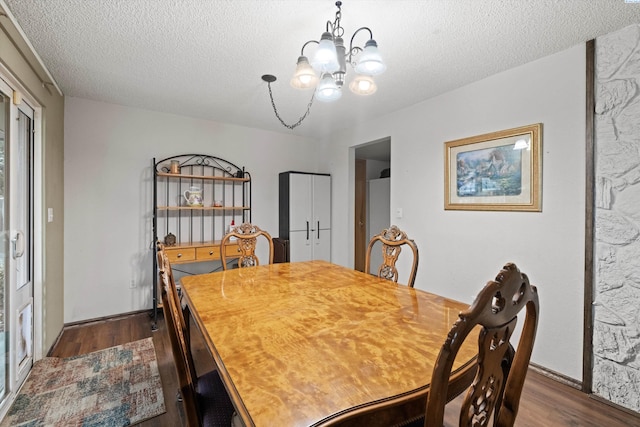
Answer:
[444,123,542,211]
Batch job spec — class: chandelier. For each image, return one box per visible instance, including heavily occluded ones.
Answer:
[262,1,386,129]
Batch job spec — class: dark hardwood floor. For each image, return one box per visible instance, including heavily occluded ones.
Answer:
[49,312,640,427]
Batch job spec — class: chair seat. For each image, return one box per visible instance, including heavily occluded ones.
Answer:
[197,370,235,427]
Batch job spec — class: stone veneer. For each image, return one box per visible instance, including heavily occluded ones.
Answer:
[593,24,640,413]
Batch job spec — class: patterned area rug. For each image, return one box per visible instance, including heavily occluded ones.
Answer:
[1,337,166,426]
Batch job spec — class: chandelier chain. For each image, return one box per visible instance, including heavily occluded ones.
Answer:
[266,81,315,130]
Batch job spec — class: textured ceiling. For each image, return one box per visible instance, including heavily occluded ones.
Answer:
[3,0,640,138]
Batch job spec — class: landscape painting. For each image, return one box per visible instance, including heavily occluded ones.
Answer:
[444,123,542,211]
[456,144,522,198]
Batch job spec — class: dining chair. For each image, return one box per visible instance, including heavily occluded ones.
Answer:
[421,262,539,427]
[158,244,236,427]
[220,222,274,270]
[364,225,419,287]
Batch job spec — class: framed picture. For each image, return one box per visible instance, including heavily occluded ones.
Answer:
[444,123,542,211]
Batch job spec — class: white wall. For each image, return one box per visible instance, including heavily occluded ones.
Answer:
[323,44,587,380]
[64,98,319,322]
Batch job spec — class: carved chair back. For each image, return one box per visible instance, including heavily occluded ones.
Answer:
[424,262,539,427]
[159,242,236,426]
[364,225,419,287]
[157,243,201,425]
[220,223,274,270]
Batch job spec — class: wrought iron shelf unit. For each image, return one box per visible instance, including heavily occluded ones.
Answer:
[151,154,251,329]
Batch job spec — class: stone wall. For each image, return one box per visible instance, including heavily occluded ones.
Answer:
[593,24,640,413]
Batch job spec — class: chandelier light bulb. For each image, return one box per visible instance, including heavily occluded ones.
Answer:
[354,39,386,76]
[290,56,318,89]
[349,74,377,95]
[315,73,342,102]
[311,32,340,73]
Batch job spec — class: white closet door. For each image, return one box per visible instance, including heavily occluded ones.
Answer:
[312,175,331,231]
[288,230,312,262]
[288,174,311,232]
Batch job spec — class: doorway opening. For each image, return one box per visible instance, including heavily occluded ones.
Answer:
[354,137,390,271]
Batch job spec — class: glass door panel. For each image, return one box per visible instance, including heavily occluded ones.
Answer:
[13,106,33,377]
[0,77,35,411]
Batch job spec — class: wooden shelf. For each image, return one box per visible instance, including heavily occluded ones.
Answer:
[157,172,249,182]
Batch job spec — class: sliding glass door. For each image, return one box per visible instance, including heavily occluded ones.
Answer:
[0,77,35,407]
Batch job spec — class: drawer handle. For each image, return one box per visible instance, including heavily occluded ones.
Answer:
[209,251,214,255]
[177,253,182,258]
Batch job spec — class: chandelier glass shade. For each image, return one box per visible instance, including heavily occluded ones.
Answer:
[349,74,377,95]
[263,0,386,130]
[316,72,343,102]
[311,32,341,73]
[290,57,319,89]
[354,40,386,75]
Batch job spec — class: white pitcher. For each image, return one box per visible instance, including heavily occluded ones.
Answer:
[183,186,203,206]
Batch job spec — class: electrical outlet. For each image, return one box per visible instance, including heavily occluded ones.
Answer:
[130,278,136,288]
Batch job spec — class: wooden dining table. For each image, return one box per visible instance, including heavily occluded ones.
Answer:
[180,260,478,427]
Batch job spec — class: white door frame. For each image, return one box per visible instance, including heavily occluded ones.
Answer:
[0,67,44,420]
